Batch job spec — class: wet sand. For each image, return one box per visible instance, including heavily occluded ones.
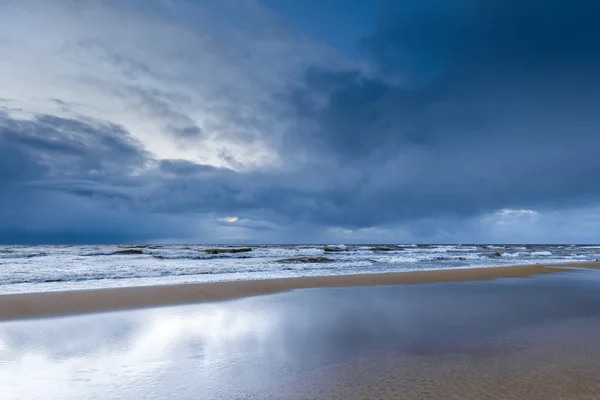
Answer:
[0,261,599,321]
[287,319,600,400]
[2,267,600,399]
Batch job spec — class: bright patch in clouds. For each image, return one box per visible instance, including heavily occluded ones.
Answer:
[498,209,539,217]
[224,217,239,223]
[0,0,340,170]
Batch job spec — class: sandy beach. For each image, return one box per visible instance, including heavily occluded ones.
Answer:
[2,264,600,399]
[1,261,599,321]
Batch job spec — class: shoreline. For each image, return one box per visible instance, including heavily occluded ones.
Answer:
[1,261,599,321]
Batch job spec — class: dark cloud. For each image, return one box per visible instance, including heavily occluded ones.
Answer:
[0,112,180,243]
[367,0,600,77]
[175,125,203,138]
[2,1,600,243]
[281,0,600,227]
[0,111,329,243]
[0,112,146,180]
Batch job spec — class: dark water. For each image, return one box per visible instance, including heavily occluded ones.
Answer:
[2,268,600,399]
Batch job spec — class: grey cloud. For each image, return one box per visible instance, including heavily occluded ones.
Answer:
[0,141,46,186]
[62,38,158,82]
[0,112,170,243]
[49,98,94,113]
[2,0,600,243]
[175,125,203,138]
[279,0,600,227]
[88,81,205,140]
[158,159,227,176]
[0,112,146,179]
[0,112,334,242]
[66,38,204,141]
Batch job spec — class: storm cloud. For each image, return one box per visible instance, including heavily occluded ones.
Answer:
[282,0,600,224]
[1,0,599,243]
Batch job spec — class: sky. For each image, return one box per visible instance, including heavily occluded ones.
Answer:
[1,0,599,244]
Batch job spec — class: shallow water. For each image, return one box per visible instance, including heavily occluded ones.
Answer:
[2,270,600,399]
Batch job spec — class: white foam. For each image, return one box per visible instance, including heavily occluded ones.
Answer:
[529,251,553,256]
[0,245,598,294]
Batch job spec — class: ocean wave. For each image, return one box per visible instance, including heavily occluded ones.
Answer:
[82,252,133,257]
[0,252,49,259]
[82,249,253,259]
[528,251,553,256]
[0,267,275,286]
[1,244,599,294]
[152,254,253,260]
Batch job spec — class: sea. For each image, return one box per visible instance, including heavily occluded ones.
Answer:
[0,244,598,295]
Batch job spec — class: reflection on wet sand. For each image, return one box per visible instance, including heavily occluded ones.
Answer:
[2,269,600,399]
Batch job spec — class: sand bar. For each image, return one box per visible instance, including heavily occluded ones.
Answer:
[0,262,599,321]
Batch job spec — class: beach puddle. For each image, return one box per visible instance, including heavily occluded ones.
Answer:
[2,269,600,399]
